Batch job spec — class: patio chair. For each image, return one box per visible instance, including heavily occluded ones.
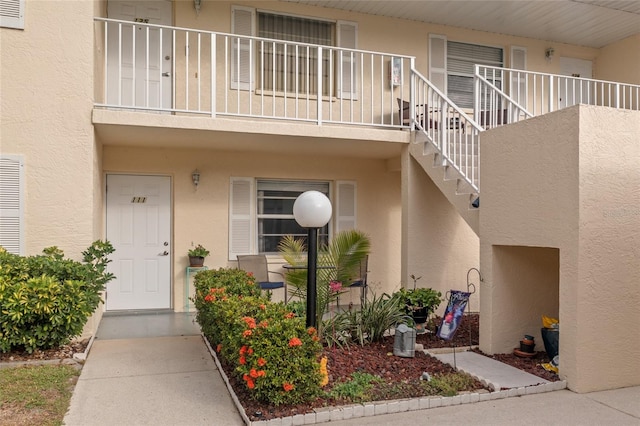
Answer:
[237,255,287,302]
[338,255,369,307]
[479,109,508,128]
[397,98,436,130]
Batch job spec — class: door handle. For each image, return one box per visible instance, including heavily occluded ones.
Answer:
[160,251,169,256]
[162,72,171,77]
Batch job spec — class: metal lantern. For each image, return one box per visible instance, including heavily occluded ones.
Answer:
[393,323,416,358]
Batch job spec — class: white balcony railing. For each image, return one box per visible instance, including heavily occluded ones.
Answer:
[476,65,640,125]
[95,18,415,129]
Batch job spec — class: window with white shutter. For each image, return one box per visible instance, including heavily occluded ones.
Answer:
[231,7,357,97]
[447,41,503,108]
[229,178,356,259]
[0,155,24,254]
[0,0,24,29]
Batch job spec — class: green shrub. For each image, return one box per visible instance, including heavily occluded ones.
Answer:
[325,291,407,346]
[193,268,323,405]
[422,372,479,396]
[0,241,114,353]
[328,372,384,402]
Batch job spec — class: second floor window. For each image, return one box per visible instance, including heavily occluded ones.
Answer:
[447,41,503,108]
[258,13,333,95]
[232,6,357,98]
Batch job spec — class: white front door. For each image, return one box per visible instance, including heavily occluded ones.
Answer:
[558,57,593,109]
[106,175,171,310]
[106,0,172,109]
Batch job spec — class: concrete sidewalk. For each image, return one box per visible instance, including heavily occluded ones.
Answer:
[330,386,640,426]
[64,313,640,425]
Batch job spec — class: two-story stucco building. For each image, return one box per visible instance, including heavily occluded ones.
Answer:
[1,0,639,393]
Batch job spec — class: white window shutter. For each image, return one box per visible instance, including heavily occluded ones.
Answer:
[428,34,447,93]
[0,0,24,29]
[0,155,24,254]
[231,6,255,91]
[337,21,358,99]
[510,46,527,109]
[335,180,356,233]
[229,177,254,260]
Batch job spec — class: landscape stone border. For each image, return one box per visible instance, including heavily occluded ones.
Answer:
[201,333,567,426]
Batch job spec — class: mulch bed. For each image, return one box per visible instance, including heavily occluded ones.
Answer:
[0,314,559,421]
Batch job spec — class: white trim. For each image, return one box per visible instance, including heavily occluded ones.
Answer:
[0,155,24,255]
[337,20,358,99]
[510,46,527,70]
[0,0,25,30]
[335,180,357,233]
[231,5,255,91]
[510,46,528,107]
[428,34,447,94]
[229,177,255,260]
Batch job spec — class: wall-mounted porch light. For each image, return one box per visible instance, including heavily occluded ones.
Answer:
[192,169,200,188]
[545,48,555,62]
[194,0,202,15]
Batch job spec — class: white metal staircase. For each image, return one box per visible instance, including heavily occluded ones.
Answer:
[407,65,640,236]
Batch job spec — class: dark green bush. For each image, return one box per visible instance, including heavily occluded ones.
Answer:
[0,241,114,353]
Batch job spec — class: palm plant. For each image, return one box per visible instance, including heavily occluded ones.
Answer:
[278,229,371,335]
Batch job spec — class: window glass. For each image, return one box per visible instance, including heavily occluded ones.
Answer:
[257,180,330,253]
[257,12,334,95]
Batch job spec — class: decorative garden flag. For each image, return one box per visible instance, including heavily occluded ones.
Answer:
[437,290,471,340]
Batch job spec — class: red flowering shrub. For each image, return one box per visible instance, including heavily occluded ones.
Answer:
[193,268,323,405]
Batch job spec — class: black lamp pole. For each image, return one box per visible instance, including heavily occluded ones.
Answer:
[306,227,318,328]
[292,190,332,330]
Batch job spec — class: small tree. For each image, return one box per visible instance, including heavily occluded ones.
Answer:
[279,229,371,337]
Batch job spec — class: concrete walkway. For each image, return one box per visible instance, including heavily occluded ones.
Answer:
[64,312,640,425]
[64,312,244,426]
[330,386,640,426]
[431,350,549,390]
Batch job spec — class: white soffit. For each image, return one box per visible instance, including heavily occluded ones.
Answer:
[282,0,640,48]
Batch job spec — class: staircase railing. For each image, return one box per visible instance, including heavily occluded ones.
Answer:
[476,65,640,119]
[474,68,534,130]
[411,70,484,193]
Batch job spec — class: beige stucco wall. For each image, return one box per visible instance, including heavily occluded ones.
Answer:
[0,0,99,256]
[183,1,601,78]
[1,1,105,336]
[402,148,480,314]
[596,34,640,85]
[102,144,402,309]
[480,105,640,392]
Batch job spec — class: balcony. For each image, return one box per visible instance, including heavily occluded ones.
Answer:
[93,18,417,156]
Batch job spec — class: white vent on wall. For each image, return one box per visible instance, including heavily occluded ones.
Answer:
[0,0,25,29]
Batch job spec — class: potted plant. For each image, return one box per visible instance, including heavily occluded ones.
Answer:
[393,275,442,327]
[188,244,210,267]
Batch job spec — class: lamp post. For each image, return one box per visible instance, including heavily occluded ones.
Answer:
[293,191,332,328]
